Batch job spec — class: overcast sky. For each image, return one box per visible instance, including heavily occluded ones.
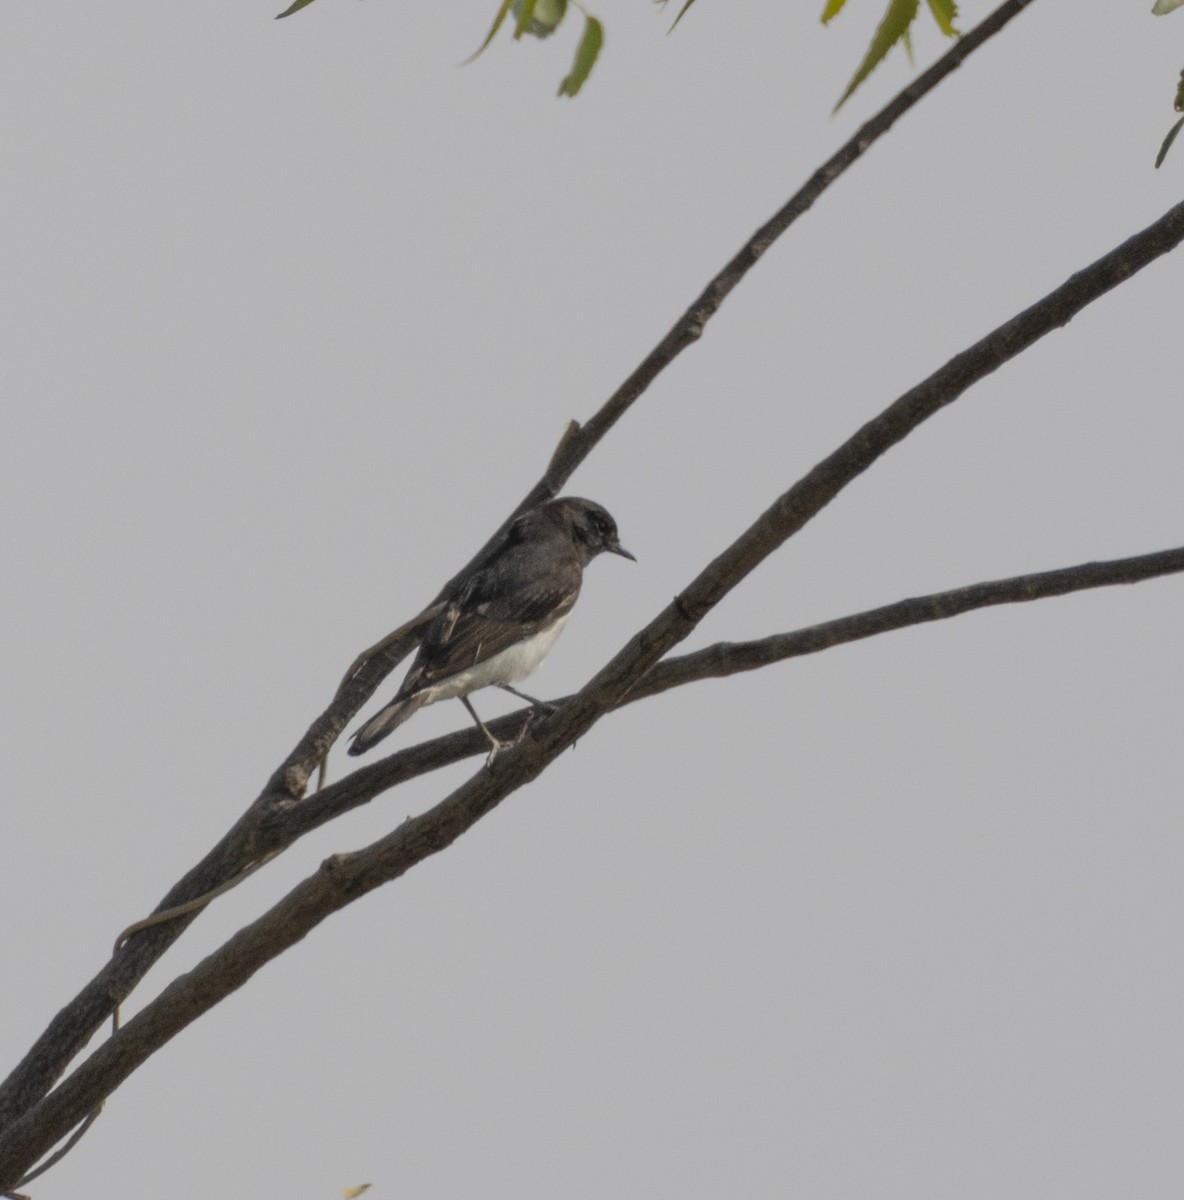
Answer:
[4,2,1184,1197]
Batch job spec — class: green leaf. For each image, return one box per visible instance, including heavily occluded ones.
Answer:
[1153,0,1184,14]
[1155,114,1184,168]
[925,0,959,37]
[558,13,603,97]
[274,0,319,18]
[511,0,566,38]
[535,0,568,36]
[513,0,539,39]
[463,0,514,63]
[833,0,919,112]
[820,0,848,24]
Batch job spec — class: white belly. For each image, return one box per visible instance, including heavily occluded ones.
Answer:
[423,614,570,704]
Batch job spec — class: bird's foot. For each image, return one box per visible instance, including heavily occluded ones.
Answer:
[484,708,540,767]
[484,740,511,768]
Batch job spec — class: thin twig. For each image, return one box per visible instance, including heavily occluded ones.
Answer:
[8,1106,101,1194]
[111,851,284,966]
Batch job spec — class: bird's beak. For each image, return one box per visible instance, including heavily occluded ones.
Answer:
[609,541,636,562]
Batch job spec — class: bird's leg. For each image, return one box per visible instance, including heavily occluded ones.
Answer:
[461,696,510,765]
[498,684,558,715]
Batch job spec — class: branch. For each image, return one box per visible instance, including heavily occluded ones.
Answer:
[532,201,1184,756]
[267,0,1045,805]
[275,543,1184,838]
[0,0,1039,1138]
[639,546,1184,696]
[4,191,1184,1186]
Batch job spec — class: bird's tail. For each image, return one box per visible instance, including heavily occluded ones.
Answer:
[348,692,429,756]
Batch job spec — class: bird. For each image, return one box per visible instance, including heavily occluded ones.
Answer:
[348,496,634,761]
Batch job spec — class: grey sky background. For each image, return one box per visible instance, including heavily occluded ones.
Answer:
[4,1,1183,1197]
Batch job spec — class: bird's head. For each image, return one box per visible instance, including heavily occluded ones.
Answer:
[552,497,635,565]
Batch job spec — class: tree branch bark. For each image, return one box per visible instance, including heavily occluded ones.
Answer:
[3,188,1183,1186]
[266,0,1046,808]
[275,542,1184,840]
[0,0,1041,1143]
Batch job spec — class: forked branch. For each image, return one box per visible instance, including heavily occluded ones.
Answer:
[3,191,1184,1190]
[0,0,1042,1146]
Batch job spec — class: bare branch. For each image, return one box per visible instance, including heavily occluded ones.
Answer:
[0,0,1040,1138]
[532,203,1184,756]
[4,189,1184,1183]
[527,0,1043,502]
[6,539,1183,1187]
[268,0,1046,806]
[639,546,1184,696]
[277,543,1184,837]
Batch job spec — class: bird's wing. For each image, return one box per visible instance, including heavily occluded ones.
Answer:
[399,554,581,696]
